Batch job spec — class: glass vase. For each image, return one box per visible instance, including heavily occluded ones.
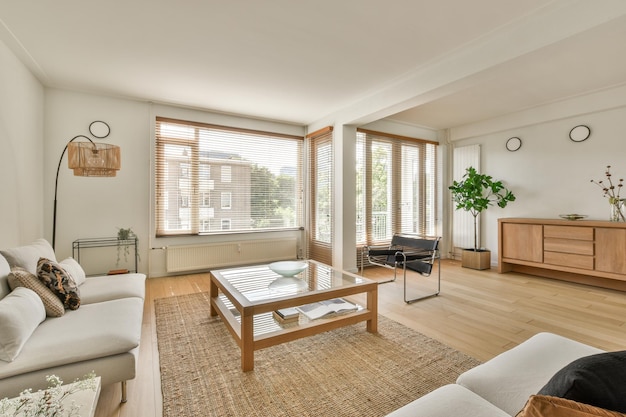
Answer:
[609,198,625,222]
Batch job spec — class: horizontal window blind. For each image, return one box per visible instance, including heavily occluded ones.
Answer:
[307,126,334,265]
[155,117,304,236]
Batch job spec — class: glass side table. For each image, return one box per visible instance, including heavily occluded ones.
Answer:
[72,237,138,275]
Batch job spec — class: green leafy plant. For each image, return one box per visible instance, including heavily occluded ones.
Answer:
[449,166,516,251]
[116,227,138,266]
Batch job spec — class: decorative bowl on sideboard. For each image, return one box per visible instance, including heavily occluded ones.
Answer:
[558,214,588,221]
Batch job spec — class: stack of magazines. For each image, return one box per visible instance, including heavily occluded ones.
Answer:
[273,307,299,324]
[296,298,358,320]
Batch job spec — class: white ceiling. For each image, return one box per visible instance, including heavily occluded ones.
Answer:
[1,0,626,129]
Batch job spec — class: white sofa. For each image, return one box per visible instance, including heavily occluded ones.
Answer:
[0,239,146,402]
[387,332,605,416]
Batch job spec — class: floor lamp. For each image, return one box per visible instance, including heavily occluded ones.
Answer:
[52,122,121,250]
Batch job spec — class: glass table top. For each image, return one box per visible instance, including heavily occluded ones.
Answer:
[212,260,369,304]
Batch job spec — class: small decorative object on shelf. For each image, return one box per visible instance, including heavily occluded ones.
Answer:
[107,268,129,275]
[0,372,97,417]
[116,227,134,241]
[591,165,625,222]
[273,307,299,324]
[116,227,139,266]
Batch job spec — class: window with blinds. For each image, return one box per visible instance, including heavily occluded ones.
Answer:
[356,129,438,246]
[155,117,304,236]
[307,127,333,265]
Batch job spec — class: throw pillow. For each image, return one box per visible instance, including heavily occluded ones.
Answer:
[538,351,626,413]
[516,395,626,417]
[36,258,81,310]
[0,239,57,275]
[0,287,46,362]
[59,257,87,286]
[8,267,65,317]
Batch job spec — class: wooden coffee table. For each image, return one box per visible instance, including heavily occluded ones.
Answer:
[209,260,378,371]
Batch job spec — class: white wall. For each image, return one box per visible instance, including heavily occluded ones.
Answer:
[450,96,626,265]
[0,40,44,249]
[44,90,151,272]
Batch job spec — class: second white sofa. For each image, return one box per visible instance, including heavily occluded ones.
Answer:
[387,332,605,416]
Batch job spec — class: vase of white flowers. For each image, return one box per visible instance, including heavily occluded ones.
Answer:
[591,165,625,222]
[609,198,625,222]
[0,373,97,417]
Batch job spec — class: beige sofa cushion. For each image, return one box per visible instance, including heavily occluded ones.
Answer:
[0,297,144,379]
[59,257,86,286]
[0,239,56,275]
[8,267,65,317]
[0,288,46,362]
[386,384,509,417]
[79,273,146,304]
[0,256,11,299]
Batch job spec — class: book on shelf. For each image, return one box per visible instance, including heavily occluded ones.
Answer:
[107,268,129,275]
[273,307,300,323]
[296,298,358,320]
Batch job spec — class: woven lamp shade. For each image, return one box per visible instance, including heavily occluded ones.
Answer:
[67,142,121,177]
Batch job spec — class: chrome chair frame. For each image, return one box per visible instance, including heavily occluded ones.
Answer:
[361,234,441,303]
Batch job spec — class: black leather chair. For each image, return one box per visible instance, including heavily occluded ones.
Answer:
[361,234,441,303]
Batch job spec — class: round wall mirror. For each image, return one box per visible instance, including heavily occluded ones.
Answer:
[506,137,522,152]
[89,121,111,138]
[569,125,590,142]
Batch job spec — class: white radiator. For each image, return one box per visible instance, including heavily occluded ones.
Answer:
[452,144,481,253]
[166,237,298,273]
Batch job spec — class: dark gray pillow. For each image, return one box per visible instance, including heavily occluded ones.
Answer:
[538,351,626,413]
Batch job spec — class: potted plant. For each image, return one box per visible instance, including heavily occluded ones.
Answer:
[449,166,516,270]
[116,227,138,267]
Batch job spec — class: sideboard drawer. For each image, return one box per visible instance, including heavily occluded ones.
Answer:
[543,238,594,255]
[544,251,594,270]
[544,225,593,240]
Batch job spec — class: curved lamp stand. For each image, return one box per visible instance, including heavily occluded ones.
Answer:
[52,134,121,250]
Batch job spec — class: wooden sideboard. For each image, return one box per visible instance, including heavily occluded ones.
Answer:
[498,218,626,291]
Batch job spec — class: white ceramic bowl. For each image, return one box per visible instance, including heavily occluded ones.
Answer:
[268,261,308,277]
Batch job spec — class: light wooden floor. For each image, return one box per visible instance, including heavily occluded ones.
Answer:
[94,260,626,417]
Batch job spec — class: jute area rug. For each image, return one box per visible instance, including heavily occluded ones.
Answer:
[155,292,480,417]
